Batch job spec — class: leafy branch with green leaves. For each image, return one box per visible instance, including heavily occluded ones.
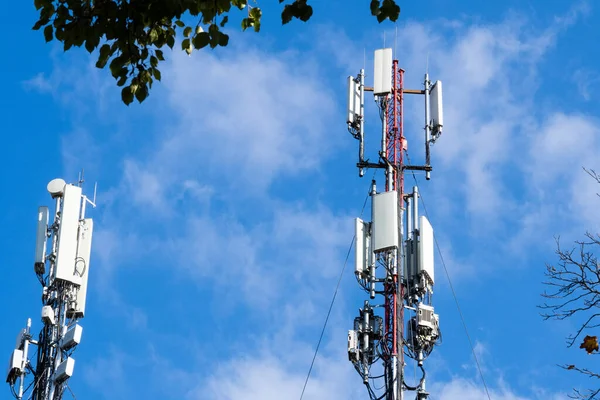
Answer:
[33,0,401,105]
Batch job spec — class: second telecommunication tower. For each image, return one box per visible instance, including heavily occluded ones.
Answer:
[6,177,96,400]
[346,48,444,400]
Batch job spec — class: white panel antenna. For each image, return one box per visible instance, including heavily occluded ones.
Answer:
[355,218,370,277]
[347,76,356,124]
[41,306,55,326]
[372,191,399,251]
[430,80,443,135]
[373,48,393,95]
[34,207,49,274]
[53,358,75,384]
[6,349,23,383]
[419,216,434,286]
[59,325,83,351]
[347,76,362,125]
[54,184,83,285]
[68,218,93,318]
[347,330,359,362]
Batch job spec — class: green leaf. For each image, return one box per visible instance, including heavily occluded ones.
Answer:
[32,20,45,30]
[85,36,99,53]
[121,85,134,106]
[192,32,210,49]
[149,28,159,43]
[153,68,162,81]
[96,44,112,68]
[381,0,400,21]
[135,84,148,103]
[43,25,53,42]
[370,0,381,15]
[155,49,165,61]
[175,20,185,28]
[109,56,125,78]
[241,18,252,31]
[140,70,152,84]
[281,6,293,24]
[183,26,192,37]
[218,32,229,47]
[167,35,175,49]
[299,5,313,21]
[249,7,262,21]
[117,75,128,87]
[150,56,158,68]
[220,15,229,27]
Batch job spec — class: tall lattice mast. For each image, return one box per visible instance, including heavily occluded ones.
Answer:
[347,48,444,400]
[6,177,96,400]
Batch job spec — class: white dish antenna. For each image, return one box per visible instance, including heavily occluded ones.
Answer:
[47,179,66,198]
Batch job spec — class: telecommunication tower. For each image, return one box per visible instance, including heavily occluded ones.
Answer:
[346,48,444,400]
[6,177,96,400]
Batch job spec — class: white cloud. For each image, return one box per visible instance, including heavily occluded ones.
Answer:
[572,68,600,101]
[154,46,337,193]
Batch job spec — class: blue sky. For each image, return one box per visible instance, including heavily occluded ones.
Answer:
[2,1,600,399]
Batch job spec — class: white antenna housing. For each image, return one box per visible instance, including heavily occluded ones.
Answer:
[372,191,399,251]
[53,358,75,384]
[373,48,393,96]
[418,216,434,286]
[34,207,49,274]
[47,179,66,199]
[54,184,83,285]
[68,218,93,318]
[355,218,370,277]
[6,349,23,383]
[59,325,83,351]
[430,80,443,135]
[347,76,356,124]
[347,76,362,125]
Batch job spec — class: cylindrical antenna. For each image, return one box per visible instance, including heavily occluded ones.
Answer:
[424,74,432,180]
[370,180,377,299]
[359,69,366,177]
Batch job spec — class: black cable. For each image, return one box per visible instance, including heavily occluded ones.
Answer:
[299,178,373,400]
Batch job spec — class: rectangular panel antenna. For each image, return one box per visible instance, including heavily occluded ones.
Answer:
[59,324,83,351]
[6,349,23,383]
[373,48,393,95]
[34,206,49,274]
[67,218,93,318]
[347,76,356,124]
[372,191,399,251]
[55,184,83,285]
[418,215,434,285]
[347,330,359,362]
[355,218,370,277]
[53,357,75,384]
[430,80,443,134]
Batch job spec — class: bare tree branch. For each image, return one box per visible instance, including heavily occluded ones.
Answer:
[540,168,600,399]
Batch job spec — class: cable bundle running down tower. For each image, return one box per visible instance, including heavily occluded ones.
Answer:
[6,178,96,400]
[346,49,444,400]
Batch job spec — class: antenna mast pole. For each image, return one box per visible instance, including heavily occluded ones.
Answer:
[346,49,444,400]
[6,178,96,400]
